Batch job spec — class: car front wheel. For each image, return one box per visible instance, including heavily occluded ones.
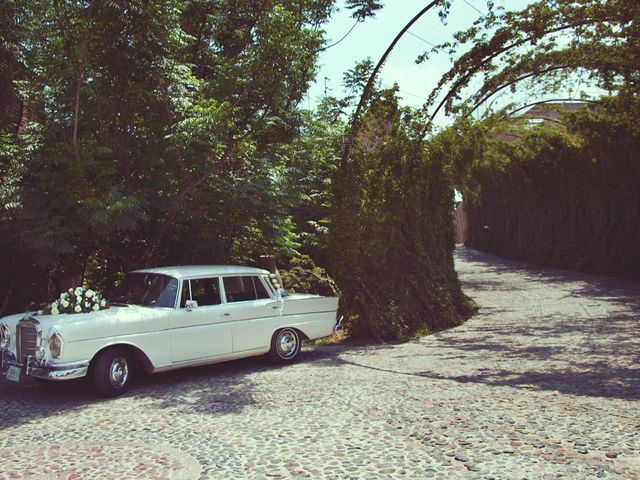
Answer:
[269,328,301,363]
[92,348,131,397]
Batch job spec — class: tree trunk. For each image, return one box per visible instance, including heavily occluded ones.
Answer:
[72,5,92,171]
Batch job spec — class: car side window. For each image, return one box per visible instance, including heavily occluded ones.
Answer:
[252,276,271,299]
[223,276,270,302]
[188,278,222,306]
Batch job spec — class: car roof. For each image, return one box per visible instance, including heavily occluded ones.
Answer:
[131,265,270,279]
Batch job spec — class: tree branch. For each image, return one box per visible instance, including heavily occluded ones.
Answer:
[136,138,240,266]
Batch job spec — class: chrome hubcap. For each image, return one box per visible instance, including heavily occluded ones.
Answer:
[277,330,298,358]
[109,357,129,388]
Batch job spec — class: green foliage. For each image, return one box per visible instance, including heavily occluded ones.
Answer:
[344,0,383,22]
[411,0,640,281]
[422,0,640,119]
[459,95,640,278]
[0,0,342,314]
[330,90,474,342]
[279,106,342,267]
[342,58,376,99]
[280,255,339,297]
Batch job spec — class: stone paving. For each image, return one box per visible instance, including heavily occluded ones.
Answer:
[1,247,639,479]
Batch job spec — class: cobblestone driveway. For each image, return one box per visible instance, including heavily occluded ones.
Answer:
[2,247,639,479]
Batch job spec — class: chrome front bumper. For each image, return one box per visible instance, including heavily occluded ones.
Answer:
[1,349,89,381]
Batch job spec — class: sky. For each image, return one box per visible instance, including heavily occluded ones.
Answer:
[308,0,493,109]
[307,0,603,126]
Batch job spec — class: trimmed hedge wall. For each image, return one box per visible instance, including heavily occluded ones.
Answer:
[464,96,640,278]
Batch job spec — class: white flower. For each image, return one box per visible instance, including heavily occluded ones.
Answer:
[51,307,59,315]
[100,299,106,307]
[74,287,83,297]
[86,289,95,298]
[68,288,73,293]
[59,293,65,300]
[92,304,100,311]
[51,301,59,309]
[61,300,69,308]
[84,302,91,308]
[74,305,82,313]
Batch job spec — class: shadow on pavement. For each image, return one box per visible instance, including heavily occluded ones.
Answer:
[303,350,640,401]
[409,364,640,400]
[0,356,269,429]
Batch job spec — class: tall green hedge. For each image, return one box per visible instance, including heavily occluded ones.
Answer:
[464,96,640,278]
[330,92,475,341]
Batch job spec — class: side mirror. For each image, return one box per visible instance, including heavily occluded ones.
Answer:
[185,300,198,312]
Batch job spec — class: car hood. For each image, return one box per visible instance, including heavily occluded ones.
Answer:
[0,305,171,341]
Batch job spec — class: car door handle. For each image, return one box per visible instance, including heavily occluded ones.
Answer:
[269,305,280,310]
[221,312,231,317]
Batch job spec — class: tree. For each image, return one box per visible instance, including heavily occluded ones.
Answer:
[1,0,385,313]
[330,88,475,341]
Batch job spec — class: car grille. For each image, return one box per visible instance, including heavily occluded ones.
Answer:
[16,320,40,361]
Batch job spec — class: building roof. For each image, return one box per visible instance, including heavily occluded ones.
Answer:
[132,265,269,279]
[519,101,594,120]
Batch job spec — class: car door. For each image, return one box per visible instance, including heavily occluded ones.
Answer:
[169,277,233,364]
[222,275,281,353]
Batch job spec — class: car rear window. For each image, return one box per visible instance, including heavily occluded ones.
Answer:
[223,276,271,302]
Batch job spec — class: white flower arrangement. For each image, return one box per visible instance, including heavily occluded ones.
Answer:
[268,273,281,290]
[47,286,108,315]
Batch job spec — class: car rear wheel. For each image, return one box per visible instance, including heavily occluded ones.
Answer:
[268,328,301,363]
[92,348,131,397]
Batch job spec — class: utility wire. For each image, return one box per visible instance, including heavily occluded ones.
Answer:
[318,20,359,52]
[397,89,429,101]
[462,0,485,16]
[406,30,437,48]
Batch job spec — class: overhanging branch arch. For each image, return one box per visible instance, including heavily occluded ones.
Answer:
[340,0,444,170]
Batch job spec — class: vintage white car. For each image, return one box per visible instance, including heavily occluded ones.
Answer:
[0,266,340,396]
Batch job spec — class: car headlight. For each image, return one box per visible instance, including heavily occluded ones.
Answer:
[0,323,10,349]
[49,331,64,359]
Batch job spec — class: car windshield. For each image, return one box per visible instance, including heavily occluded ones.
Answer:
[109,273,178,308]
